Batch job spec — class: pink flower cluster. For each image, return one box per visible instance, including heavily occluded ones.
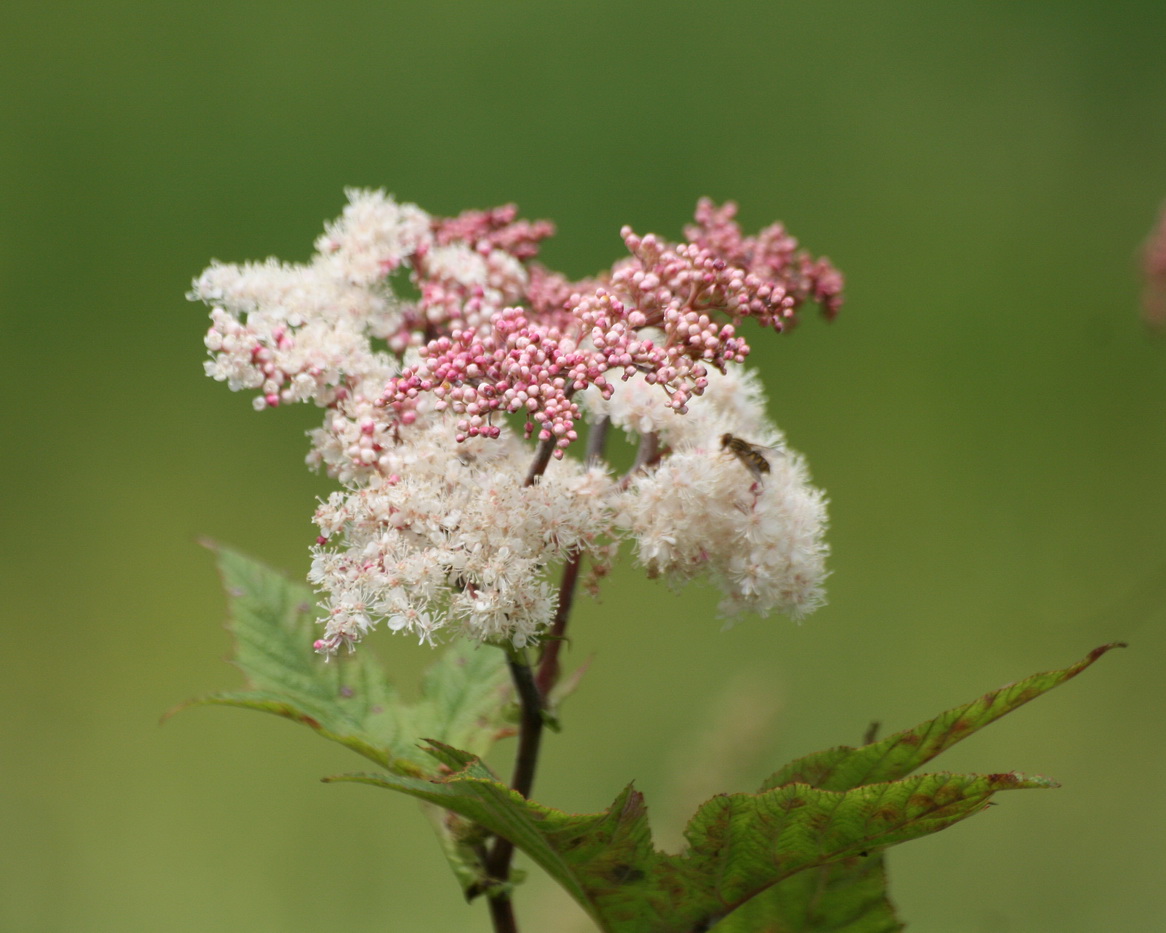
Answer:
[390,205,558,346]
[685,198,844,322]
[385,307,601,449]
[382,199,843,456]
[432,203,556,261]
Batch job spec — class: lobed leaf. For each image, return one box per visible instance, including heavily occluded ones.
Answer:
[178,552,1122,932]
[333,745,1053,933]
[759,642,1125,793]
[718,643,1124,931]
[170,543,514,775]
[336,646,1117,932]
[709,854,900,933]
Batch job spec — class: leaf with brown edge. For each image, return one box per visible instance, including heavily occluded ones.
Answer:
[331,744,1054,933]
[715,644,1124,932]
[710,854,901,933]
[759,643,1125,794]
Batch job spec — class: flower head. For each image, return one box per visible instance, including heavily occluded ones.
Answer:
[191,192,842,651]
[309,420,613,651]
[593,367,829,620]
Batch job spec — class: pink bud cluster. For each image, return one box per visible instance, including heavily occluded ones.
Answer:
[381,200,843,456]
[684,198,844,322]
[432,203,556,261]
[196,190,842,468]
[383,306,605,453]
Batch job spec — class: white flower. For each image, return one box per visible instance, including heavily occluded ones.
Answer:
[608,367,830,620]
[314,188,432,285]
[308,418,617,650]
[192,191,430,412]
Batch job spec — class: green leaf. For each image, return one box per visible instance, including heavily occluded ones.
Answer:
[331,646,1118,933]
[178,554,1122,932]
[170,543,514,776]
[759,642,1126,793]
[713,643,1126,932]
[331,745,1052,933]
[709,855,900,933]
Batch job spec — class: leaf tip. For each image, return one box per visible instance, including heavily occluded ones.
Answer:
[987,771,1060,791]
[1089,641,1128,662]
[158,698,195,725]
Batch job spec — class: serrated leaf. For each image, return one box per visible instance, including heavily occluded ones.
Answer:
[331,745,1052,933]
[170,543,513,776]
[721,643,1125,932]
[759,643,1125,793]
[710,855,900,933]
[686,770,1053,896]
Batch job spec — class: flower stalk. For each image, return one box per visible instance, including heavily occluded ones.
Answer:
[480,648,545,931]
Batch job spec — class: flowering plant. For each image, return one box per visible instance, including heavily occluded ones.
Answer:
[180,192,1120,932]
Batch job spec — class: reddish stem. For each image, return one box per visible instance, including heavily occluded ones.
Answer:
[484,415,610,932]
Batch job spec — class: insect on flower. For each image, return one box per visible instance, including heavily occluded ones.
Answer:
[721,433,777,481]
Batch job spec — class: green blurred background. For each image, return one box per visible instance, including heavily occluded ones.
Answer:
[3,2,1164,930]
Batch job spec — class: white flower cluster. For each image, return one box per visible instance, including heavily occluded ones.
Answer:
[588,367,829,621]
[310,420,613,650]
[315,188,432,286]
[192,189,428,413]
[192,192,831,652]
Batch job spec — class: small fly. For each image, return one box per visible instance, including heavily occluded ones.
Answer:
[720,433,777,482]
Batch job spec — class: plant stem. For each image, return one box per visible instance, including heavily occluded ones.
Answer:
[536,416,608,696]
[505,651,547,800]
[483,652,544,932]
[486,883,518,933]
[584,416,610,466]
[535,549,581,698]
[522,434,558,488]
[485,414,608,931]
[630,429,660,474]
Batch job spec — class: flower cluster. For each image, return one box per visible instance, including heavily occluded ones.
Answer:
[380,198,842,460]
[192,190,842,651]
[593,367,829,619]
[309,421,612,651]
